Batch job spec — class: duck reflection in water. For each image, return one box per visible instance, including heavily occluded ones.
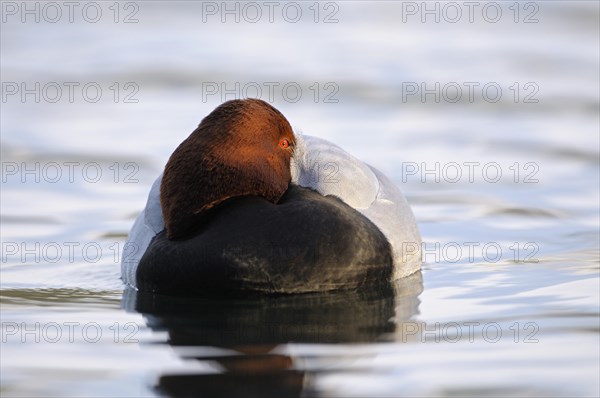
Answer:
[122,272,423,398]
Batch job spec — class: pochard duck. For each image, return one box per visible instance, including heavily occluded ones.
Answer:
[121,99,421,295]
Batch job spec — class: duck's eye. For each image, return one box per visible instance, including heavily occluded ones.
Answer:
[279,139,290,149]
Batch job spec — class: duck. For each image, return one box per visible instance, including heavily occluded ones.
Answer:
[121,99,421,295]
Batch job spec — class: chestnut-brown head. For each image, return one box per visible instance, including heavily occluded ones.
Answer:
[160,99,296,240]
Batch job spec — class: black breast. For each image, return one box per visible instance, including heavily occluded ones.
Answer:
[136,185,393,295]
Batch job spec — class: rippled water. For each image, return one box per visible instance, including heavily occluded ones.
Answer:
[1,1,599,397]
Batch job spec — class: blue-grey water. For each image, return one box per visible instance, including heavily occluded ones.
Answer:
[1,1,599,397]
